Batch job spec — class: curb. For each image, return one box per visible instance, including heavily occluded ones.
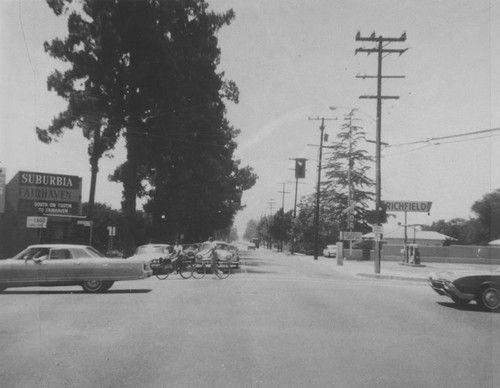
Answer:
[356,273,429,282]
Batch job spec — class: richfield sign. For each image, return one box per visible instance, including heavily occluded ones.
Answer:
[7,171,82,216]
[384,200,433,213]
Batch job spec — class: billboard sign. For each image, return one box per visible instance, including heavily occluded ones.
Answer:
[7,171,82,216]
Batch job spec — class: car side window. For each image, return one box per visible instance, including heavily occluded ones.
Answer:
[49,249,72,260]
[71,248,94,258]
[31,248,50,262]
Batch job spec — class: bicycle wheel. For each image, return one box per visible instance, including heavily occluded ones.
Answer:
[192,263,206,279]
[216,262,230,279]
[179,262,194,279]
[156,270,170,280]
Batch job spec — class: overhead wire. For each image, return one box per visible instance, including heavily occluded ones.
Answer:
[388,127,500,148]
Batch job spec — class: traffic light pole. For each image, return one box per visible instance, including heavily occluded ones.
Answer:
[289,158,307,255]
[308,116,336,260]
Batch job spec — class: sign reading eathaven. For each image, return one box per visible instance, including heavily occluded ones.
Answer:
[7,171,82,216]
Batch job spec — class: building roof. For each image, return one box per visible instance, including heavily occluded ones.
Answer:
[363,226,455,241]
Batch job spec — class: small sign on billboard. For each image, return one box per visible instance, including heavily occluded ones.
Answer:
[26,216,48,228]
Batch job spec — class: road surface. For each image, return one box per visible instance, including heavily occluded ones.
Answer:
[1,249,499,387]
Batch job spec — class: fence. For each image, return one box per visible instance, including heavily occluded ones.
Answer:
[343,244,500,264]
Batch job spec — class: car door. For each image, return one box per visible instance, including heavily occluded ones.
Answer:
[41,248,79,283]
[8,247,48,286]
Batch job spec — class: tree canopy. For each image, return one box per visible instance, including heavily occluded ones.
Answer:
[41,0,256,253]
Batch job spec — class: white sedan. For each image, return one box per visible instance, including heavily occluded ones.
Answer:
[323,245,337,258]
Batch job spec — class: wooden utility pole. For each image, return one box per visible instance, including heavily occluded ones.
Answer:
[277,182,290,252]
[308,116,336,260]
[355,31,407,273]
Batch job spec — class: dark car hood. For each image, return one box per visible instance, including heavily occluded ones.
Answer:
[431,269,500,282]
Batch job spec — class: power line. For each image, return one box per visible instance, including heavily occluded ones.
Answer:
[389,127,500,147]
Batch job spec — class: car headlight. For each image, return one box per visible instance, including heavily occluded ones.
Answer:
[196,253,202,259]
[226,254,232,260]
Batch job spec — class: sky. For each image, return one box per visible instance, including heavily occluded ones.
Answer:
[1,0,499,239]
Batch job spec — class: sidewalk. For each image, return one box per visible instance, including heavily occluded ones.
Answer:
[297,254,499,282]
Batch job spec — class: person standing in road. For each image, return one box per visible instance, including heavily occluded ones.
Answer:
[207,237,219,279]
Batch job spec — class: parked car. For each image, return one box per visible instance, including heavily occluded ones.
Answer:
[0,244,152,293]
[183,244,200,263]
[429,269,500,311]
[323,245,337,258]
[196,240,238,268]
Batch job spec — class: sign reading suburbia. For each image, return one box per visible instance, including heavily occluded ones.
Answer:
[384,200,432,213]
[7,171,82,216]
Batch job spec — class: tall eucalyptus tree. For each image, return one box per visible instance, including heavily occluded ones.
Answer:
[41,0,256,253]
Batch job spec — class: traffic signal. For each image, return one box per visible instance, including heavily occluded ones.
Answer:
[295,159,306,179]
[378,202,387,223]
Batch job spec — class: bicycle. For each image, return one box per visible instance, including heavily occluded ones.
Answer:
[151,256,194,280]
[192,256,207,279]
[192,257,231,279]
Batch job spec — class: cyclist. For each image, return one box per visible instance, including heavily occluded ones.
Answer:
[173,240,183,260]
[207,237,219,279]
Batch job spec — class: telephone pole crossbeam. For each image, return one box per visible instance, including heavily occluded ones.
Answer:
[359,96,400,100]
[356,75,406,79]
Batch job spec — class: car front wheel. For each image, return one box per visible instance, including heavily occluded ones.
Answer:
[476,285,500,311]
[81,280,114,293]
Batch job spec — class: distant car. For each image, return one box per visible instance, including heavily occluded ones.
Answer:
[135,244,173,257]
[196,241,238,268]
[247,243,256,250]
[0,244,152,293]
[323,245,337,258]
[227,244,240,268]
[429,269,500,311]
[183,244,200,263]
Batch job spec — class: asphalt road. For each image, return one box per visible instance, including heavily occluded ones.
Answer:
[1,250,499,388]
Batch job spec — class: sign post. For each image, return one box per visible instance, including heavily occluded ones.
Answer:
[0,167,5,213]
[384,200,432,264]
[107,226,116,254]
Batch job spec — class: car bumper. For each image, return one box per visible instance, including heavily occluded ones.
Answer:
[428,277,475,301]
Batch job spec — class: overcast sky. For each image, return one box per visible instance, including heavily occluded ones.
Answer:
[1,0,499,238]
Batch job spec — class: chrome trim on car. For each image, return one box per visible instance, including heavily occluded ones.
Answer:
[429,277,475,301]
